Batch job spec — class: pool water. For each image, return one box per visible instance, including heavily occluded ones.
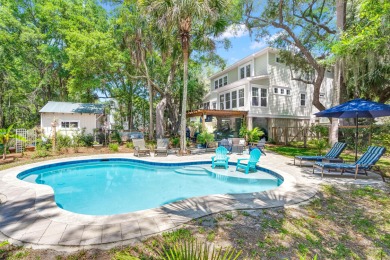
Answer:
[19,160,283,215]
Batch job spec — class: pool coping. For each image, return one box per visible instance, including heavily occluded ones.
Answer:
[0,154,317,249]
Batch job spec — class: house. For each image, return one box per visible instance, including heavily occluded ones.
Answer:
[40,101,105,136]
[200,47,334,140]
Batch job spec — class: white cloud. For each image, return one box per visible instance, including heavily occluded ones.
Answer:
[250,41,267,50]
[219,24,249,39]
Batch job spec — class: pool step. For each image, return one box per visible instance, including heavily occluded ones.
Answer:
[175,166,208,175]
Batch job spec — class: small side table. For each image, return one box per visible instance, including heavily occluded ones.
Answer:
[322,158,344,163]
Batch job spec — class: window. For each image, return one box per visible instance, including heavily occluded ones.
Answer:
[212,102,217,109]
[239,89,244,107]
[261,89,267,107]
[232,91,237,108]
[225,93,230,109]
[300,93,306,106]
[252,87,259,106]
[252,87,267,107]
[239,63,251,79]
[223,76,227,86]
[273,87,291,96]
[203,102,209,109]
[214,75,228,89]
[240,67,245,79]
[61,121,79,129]
[246,65,251,77]
[220,94,225,110]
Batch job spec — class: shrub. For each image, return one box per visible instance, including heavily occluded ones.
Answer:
[247,127,264,143]
[108,143,119,152]
[197,131,214,146]
[171,137,180,148]
[111,130,122,144]
[56,132,72,151]
[239,122,248,138]
[126,142,134,149]
[309,138,329,155]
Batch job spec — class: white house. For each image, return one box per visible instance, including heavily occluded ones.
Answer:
[201,47,334,140]
[40,101,105,136]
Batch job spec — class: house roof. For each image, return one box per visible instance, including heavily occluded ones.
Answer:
[39,101,104,114]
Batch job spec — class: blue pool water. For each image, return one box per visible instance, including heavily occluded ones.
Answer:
[18,159,283,215]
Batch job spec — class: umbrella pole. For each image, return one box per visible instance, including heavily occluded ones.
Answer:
[355,112,358,162]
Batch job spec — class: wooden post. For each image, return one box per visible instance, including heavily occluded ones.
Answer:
[51,120,57,152]
[303,128,307,148]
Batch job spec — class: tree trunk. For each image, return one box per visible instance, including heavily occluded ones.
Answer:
[180,37,190,154]
[156,95,167,138]
[147,81,154,140]
[329,0,347,145]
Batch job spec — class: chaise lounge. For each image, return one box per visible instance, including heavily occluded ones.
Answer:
[312,146,386,179]
[294,142,347,167]
[155,138,168,156]
[133,138,151,157]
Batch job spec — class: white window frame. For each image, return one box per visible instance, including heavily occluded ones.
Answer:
[300,93,306,106]
[214,74,228,89]
[231,90,237,108]
[60,120,80,129]
[219,94,225,110]
[251,87,259,106]
[212,102,217,109]
[225,92,231,109]
[273,86,291,96]
[238,88,245,107]
[238,62,251,79]
[251,87,268,107]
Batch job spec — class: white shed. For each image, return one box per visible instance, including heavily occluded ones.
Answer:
[40,101,105,136]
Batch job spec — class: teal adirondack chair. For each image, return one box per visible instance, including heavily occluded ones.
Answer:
[211,146,229,169]
[236,148,261,174]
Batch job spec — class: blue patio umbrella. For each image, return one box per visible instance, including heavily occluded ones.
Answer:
[314,98,390,161]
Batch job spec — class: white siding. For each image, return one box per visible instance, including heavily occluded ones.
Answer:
[41,113,98,137]
[254,54,268,76]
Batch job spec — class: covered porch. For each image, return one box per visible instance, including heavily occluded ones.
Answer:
[186,109,248,139]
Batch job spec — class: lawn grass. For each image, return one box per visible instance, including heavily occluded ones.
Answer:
[267,144,390,168]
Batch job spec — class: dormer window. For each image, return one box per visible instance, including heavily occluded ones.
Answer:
[214,75,228,89]
[239,63,251,79]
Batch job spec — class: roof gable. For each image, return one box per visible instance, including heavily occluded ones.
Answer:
[39,101,104,114]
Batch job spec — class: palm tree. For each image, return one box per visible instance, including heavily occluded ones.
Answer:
[142,0,230,154]
[0,125,25,160]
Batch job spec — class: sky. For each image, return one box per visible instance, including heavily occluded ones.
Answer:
[214,24,268,66]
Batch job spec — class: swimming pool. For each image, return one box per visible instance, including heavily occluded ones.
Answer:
[18,159,283,215]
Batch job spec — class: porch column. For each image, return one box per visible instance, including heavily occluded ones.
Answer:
[247,116,253,130]
[202,112,206,131]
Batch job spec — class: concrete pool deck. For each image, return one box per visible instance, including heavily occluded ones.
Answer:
[0,151,384,251]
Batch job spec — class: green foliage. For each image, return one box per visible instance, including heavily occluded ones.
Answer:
[170,137,180,148]
[113,251,140,260]
[197,131,215,146]
[111,131,122,144]
[0,125,26,159]
[247,127,264,143]
[126,142,134,149]
[56,133,72,151]
[108,143,119,152]
[162,229,193,244]
[158,239,241,260]
[332,0,390,102]
[239,122,248,138]
[309,139,329,156]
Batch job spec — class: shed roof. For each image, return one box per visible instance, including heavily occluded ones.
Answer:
[39,101,104,114]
